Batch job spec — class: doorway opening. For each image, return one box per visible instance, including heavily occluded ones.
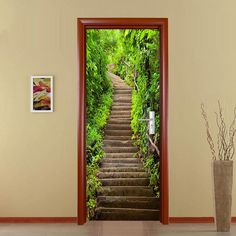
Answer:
[77,18,168,225]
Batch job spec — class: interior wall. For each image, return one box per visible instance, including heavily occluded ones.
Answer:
[1,0,236,217]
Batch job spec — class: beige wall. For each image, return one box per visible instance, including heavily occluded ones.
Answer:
[1,0,236,217]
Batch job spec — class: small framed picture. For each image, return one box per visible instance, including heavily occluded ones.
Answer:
[31,76,53,112]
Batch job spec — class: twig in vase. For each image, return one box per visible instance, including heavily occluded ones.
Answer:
[201,101,236,161]
[201,103,216,160]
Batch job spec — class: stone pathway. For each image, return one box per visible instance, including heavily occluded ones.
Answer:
[95,72,160,220]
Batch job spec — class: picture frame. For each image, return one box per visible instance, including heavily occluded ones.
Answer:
[31,75,53,112]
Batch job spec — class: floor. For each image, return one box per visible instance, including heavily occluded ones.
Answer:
[0,221,235,236]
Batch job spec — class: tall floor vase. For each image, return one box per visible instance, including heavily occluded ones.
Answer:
[213,160,233,232]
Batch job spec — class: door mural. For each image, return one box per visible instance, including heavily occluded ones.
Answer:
[86,29,160,220]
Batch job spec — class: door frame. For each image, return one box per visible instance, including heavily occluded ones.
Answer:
[77,18,168,225]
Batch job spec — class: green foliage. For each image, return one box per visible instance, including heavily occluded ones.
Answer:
[113,29,161,197]
[86,92,113,165]
[86,163,102,219]
[86,30,113,219]
[86,29,161,218]
[86,30,112,123]
[144,155,160,198]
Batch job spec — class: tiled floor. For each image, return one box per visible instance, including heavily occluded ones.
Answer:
[0,221,235,236]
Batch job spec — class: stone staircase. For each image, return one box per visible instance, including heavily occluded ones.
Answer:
[94,73,160,220]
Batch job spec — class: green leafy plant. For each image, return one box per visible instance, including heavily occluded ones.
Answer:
[144,155,160,197]
[113,29,161,197]
[86,29,161,218]
[86,30,113,219]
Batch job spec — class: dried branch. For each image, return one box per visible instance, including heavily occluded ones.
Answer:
[228,107,236,160]
[201,103,216,160]
[201,102,236,161]
[217,101,228,159]
[215,112,224,160]
[133,68,139,92]
[148,134,160,156]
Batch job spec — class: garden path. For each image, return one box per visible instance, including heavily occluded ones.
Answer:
[95,72,160,220]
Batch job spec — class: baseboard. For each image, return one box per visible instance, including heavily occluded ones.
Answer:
[231,217,236,222]
[1,217,236,224]
[0,217,77,223]
[169,217,214,223]
[170,217,236,223]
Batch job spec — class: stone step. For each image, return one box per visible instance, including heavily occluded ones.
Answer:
[97,172,149,178]
[95,75,159,221]
[106,124,131,130]
[110,110,131,116]
[98,186,154,197]
[113,98,131,103]
[110,115,131,119]
[112,102,132,107]
[112,106,131,111]
[104,135,131,140]
[101,163,143,168]
[104,129,132,136]
[114,90,132,94]
[113,94,131,98]
[100,178,149,186]
[105,153,135,158]
[113,86,131,90]
[109,117,131,120]
[107,119,131,125]
[101,158,140,164]
[103,146,138,153]
[100,167,145,172]
[97,196,159,209]
[95,207,160,220]
[103,140,133,147]
[113,87,132,93]
[113,95,132,102]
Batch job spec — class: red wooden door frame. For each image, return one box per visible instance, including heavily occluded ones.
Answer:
[77,18,168,225]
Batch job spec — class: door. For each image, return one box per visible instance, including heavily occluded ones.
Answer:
[77,18,168,225]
